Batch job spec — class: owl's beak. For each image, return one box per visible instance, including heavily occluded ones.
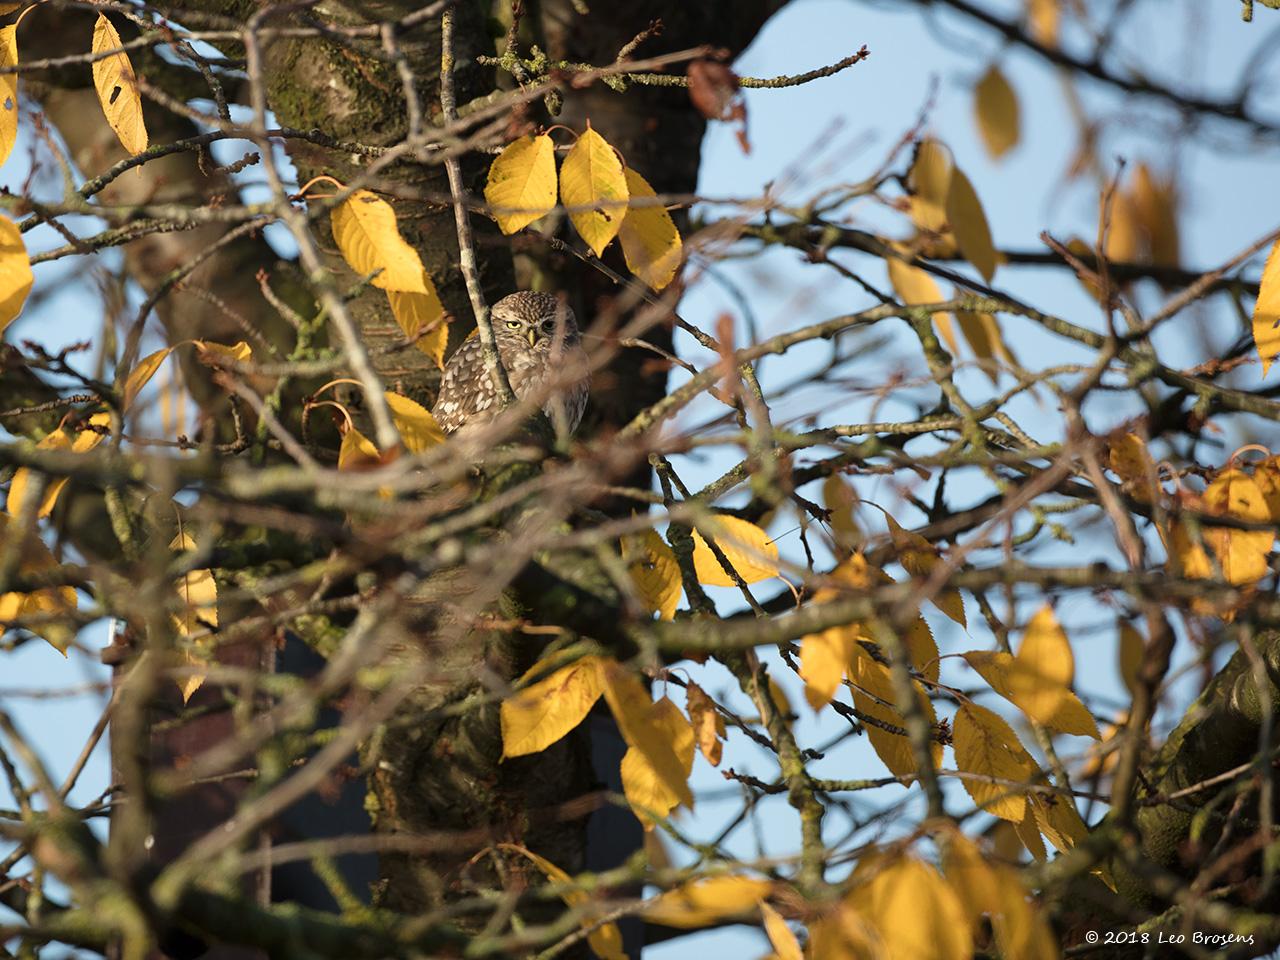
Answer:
[526,328,539,347]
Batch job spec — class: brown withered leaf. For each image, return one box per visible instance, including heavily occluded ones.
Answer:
[687,60,750,154]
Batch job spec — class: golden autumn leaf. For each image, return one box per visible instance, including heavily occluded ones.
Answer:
[330,189,429,293]
[806,903,882,960]
[885,514,966,629]
[1108,432,1156,503]
[171,531,218,702]
[822,473,861,549]
[944,833,1060,960]
[336,425,382,471]
[121,347,173,411]
[618,167,682,290]
[1118,620,1144,699]
[0,211,33,331]
[685,681,726,766]
[387,288,448,368]
[952,703,1038,822]
[691,515,779,586]
[847,857,971,960]
[940,831,1004,932]
[0,25,17,170]
[1201,468,1274,585]
[1131,163,1179,268]
[956,309,1016,385]
[497,844,626,960]
[7,413,111,520]
[600,661,693,808]
[887,258,959,359]
[620,696,694,828]
[760,901,803,960]
[1013,806,1048,861]
[559,126,629,257]
[973,65,1020,160]
[91,14,147,156]
[945,167,998,283]
[383,392,445,454]
[849,647,941,777]
[908,138,953,242]
[500,655,605,759]
[800,623,857,711]
[484,134,558,235]
[622,528,681,621]
[0,516,77,655]
[193,340,252,366]
[1102,190,1142,266]
[962,605,1100,738]
[1254,238,1280,376]
[641,876,773,929]
[1254,455,1280,520]
[1027,0,1060,46]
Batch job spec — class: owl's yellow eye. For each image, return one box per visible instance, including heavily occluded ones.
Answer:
[505,320,521,329]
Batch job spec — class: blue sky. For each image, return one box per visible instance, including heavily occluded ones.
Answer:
[3,1,1278,956]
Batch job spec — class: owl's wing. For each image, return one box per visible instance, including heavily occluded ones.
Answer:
[431,338,499,433]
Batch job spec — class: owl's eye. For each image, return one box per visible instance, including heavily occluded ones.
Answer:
[540,319,556,333]
[505,320,521,330]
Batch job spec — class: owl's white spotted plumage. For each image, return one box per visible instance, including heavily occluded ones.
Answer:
[432,291,589,436]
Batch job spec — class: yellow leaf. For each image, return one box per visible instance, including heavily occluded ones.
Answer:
[330,189,428,293]
[622,529,681,621]
[1253,238,1280,376]
[940,832,1003,932]
[906,615,941,683]
[1163,516,1214,581]
[962,605,1100,739]
[1132,163,1179,268]
[193,340,252,365]
[618,167,682,291]
[887,258,958,358]
[337,426,381,471]
[885,515,965,630]
[500,655,605,759]
[691,515,779,586]
[686,681,725,767]
[642,876,772,929]
[91,14,147,156]
[760,901,803,960]
[1028,792,1086,854]
[170,531,218,702]
[601,661,693,808]
[1013,806,1047,861]
[986,859,1060,959]
[951,703,1038,822]
[383,392,444,454]
[1118,620,1144,699]
[1254,455,1280,520]
[1202,468,1274,585]
[956,309,1016,385]
[484,134,558,235]
[0,516,78,654]
[849,648,941,777]
[387,288,447,368]
[964,649,1099,739]
[908,138,953,242]
[973,65,1020,160]
[822,474,861,549]
[800,624,856,711]
[0,25,17,170]
[4,410,107,521]
[1102,190,1141,265]
[559,126,629,257]
[620,696,694,828]
[6,428,71,519]
[1027,0,1060,46]
[1108,432,1156,503]
[498,844,627,960]
[806,904,881,960]
[945,167,997,283]
[121,347,172,411]
[0,211,33,331]
[847,857,971,960]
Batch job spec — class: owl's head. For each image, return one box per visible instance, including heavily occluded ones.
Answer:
[491,291,579,350]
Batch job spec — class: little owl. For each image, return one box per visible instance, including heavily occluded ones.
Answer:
[432,291,589,436]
